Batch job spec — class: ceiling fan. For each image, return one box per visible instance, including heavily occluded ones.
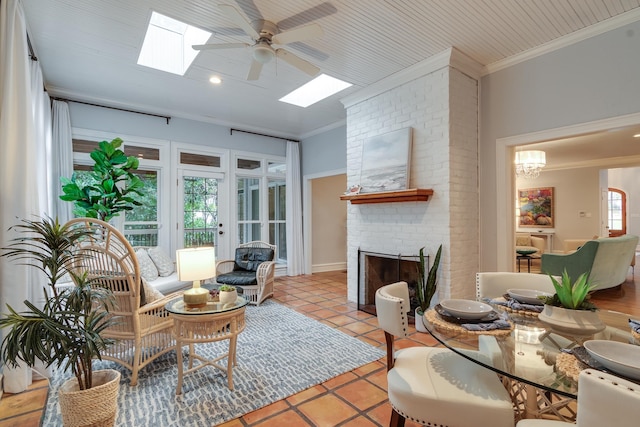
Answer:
[193,3,333,81]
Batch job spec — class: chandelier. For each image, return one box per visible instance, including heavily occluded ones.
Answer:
[515,150,546,179]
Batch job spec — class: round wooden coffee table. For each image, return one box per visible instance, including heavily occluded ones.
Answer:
[165,295,248,394]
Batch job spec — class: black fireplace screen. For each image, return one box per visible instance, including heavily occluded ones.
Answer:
[357,249,428,318]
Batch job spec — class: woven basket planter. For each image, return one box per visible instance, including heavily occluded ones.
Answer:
[58,369,121,427]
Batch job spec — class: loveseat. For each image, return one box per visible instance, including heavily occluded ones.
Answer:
[134,246,191,295]
[515,232,545,256]
[541,234,639,291]
[215,241,276,305]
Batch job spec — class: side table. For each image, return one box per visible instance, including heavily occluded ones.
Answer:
[516,254,532,272]
[165,295,248,395]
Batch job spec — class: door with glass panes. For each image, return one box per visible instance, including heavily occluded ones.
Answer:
[177,170,228,260]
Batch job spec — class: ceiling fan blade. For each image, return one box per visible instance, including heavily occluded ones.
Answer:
[276,49,320,76]
[192,42,249,51]
[218,4,260,40]
[235,0,263,21]
[277,2,337,30]
[247,59,263,80]
[272,23,323,45]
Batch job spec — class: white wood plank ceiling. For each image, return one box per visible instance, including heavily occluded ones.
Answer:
[22,0,640,138]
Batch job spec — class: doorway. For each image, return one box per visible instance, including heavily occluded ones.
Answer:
[177,169,228,260]
[496,112,640,271]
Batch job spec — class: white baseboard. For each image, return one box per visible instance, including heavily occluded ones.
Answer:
[312,262,347,273]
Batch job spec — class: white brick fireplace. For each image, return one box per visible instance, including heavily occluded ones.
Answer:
[341,48,483,305]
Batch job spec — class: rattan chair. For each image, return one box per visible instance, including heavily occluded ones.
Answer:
[65,218,180,386]
[215,241,276,305]
[375,281,514,427]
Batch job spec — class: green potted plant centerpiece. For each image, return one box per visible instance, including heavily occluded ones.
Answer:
[0,217,121,426]
[60,137,144,222]
[218,284,238,305]
[415,244,443,332]
[538,269,604,334]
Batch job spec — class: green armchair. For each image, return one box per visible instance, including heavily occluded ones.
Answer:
[541,234,638,291]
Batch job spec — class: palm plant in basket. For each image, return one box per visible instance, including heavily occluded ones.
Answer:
[416,244,443,314]
[0,217,118,391]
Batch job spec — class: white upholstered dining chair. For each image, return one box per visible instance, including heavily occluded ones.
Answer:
[516,369,640,427]
[375,281,515,427]
[476,272,558,300]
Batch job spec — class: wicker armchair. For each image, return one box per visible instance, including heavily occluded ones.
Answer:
[65,218,179,386]
[215,241,276,306]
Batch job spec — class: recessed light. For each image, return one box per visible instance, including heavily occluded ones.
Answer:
[209,76,222,84]
[633,133,640,138]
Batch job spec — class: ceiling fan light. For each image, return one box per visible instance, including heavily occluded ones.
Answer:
[253,43,275,64]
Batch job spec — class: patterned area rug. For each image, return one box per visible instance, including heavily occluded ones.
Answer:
[42,300,384,426]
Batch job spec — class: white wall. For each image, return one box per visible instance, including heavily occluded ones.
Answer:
[69,103,287,156]
[516,167,601,250]
[343,60,479,302]
[311,174,347,272]
[301,125,346,176]
[480,20,640,271]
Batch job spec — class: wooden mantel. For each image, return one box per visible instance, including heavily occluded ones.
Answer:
[340,188,433,204]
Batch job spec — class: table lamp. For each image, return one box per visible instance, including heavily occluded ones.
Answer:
[176,246,216,307]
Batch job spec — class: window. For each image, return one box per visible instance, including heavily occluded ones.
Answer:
[269,178,286,261]
[183,176,218,247]
[237,177,261,242]
[124,169,159,246]
[608,188,626,237]
[71,136,166,248]
[234,156,287,263]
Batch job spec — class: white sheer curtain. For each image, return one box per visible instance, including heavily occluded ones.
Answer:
[52,100,73,222]
[0,0,52,393]
[286,141,304,275]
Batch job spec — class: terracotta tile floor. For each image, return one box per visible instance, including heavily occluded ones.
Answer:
[1,268,638,426]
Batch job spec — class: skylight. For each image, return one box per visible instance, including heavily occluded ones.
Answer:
[279,74,352,107]
[137,11,211,76]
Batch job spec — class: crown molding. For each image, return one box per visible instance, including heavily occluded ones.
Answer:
[485,8,640,75]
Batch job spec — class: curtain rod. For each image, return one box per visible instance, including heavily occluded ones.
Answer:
[230,128,299,143]
[51,97,171,125]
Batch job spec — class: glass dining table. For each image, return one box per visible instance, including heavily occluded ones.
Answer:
[422,303,639,421]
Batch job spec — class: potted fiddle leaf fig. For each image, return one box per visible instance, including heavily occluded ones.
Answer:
[415,244,443,332]
[538,269,604,334]
[0,217,121,426]
[60,137,143,222]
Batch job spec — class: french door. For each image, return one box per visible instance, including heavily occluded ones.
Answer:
[177,170,229,260]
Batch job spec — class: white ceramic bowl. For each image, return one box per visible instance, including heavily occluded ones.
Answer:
[439,299,493,320]
[583,340,640,380]
[507,288,553,305]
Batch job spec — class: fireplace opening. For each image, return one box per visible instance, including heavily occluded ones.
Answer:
[357,249,428,320]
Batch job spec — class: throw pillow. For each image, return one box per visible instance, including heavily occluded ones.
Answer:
[516,236,530,246]
[136,248,159,282]
[141,277,165,305]
[148,246,175,277]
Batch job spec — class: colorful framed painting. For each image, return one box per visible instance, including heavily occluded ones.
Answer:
[518,187,554,228]
[359,127,412,193]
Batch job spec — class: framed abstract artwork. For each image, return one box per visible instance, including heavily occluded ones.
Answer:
[518,187,554,228]
[359,127,412,193]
